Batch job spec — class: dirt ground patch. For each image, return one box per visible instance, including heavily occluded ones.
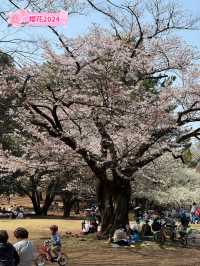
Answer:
[62,235,200,266]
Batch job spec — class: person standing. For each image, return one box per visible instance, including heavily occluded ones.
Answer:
[190,202,197,223]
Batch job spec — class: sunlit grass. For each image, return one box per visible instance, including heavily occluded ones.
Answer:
[0,219,81,243]
[1,218,200,265]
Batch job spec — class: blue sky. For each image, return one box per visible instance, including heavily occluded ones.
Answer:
[179,0,200,49]
[0,0,199,62]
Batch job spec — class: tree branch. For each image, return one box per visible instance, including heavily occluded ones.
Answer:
[177,128,200,143]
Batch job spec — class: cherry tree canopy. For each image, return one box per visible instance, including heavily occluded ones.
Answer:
[132,153,200,206]
[1,0,200,233]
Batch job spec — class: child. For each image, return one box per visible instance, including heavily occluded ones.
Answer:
[14,227,36,266]
[50,225,61,259]
[0,230,20,266]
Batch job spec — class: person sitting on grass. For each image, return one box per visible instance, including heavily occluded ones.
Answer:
[129,229,141,243]
[90,220,98,233]
[14,227,36,266]
[112,226,129,246]
[82,219,98,234]
[141,220,153,239]
[49,225,61,260]
[82,220,91,235]
[0,230,20,266]
[151,217,162,232]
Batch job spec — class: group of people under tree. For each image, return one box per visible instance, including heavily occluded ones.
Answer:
[0,205,24,219]
[81,206,101,234]
[108,208,192,246]
[79,202,197,246]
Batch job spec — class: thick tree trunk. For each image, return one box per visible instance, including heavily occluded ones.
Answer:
[112,184,130,229]
[41,193,55,216]
[96,177,131,237]
[74,199,80,214]
[30,191,42,215]
[41,180,59,216]
[39,191,43,201]
[96,179,113,234]
[30,191,55,216]
[61,191,74,218]
[63,202,72,217]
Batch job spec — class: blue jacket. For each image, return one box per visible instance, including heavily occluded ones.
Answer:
[51,233,61,247]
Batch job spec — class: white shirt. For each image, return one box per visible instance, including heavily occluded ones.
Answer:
[83,222,90,233]
[14,240,36,266]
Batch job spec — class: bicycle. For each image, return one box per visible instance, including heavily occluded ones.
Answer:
[165,224,177,241]
[178,226,193,247]
[179,232,188,247]
[36,240,68,266]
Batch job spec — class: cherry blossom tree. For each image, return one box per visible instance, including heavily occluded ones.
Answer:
[132,153,200,207]
[1,0,200,235]
[0,127,91,215]
[61,171,95,217]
